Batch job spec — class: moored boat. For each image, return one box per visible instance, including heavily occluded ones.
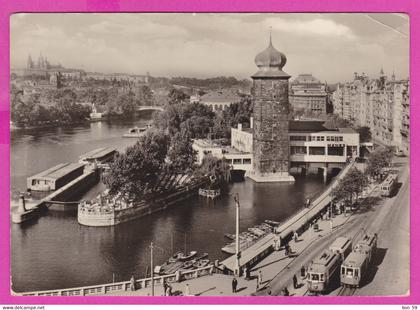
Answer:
[181,259,196,269]
[122,125,151,138]
[193,259,210,268]
[178,251,197,261]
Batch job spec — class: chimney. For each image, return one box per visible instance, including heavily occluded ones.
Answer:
[250,117,254,129]
[238,123,242,131]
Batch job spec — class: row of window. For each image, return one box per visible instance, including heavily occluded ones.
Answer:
[290,146,345,156]
[227,158,252,165]
[289,135,344,142]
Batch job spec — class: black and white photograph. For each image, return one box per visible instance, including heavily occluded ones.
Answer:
[10,13,409,297]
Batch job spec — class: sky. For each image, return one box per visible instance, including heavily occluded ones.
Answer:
[10,13,409,83]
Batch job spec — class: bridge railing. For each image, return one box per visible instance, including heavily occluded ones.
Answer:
[19,265,214,296]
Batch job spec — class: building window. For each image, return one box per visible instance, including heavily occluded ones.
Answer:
[328,146,344,156]
[233,158,242,165]
[291,146,307,155]
[309,147,325,155]
[290,135,306,141]
[243,158,251,165]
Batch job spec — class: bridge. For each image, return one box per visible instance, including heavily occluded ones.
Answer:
[136,106,164,112]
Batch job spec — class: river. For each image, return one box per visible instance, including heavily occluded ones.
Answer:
[10,112,327,292]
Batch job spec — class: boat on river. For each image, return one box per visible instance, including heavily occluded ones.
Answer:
[154,251,207,275]
[178,251,197,261]
[221,222,274,254]
[193,259,210,268]
[122,124,151,138]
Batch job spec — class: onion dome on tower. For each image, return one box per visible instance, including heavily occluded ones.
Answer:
[252,34,290,79]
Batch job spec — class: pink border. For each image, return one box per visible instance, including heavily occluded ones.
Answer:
[0,0,418,305]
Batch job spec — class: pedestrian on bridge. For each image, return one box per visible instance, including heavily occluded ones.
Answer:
[232,277,238,293]
[184,283,190,296]
[130,275,136,291]
[163,280,168,296]
[258,270,263,287]
[293,231,299,242]
[293,274,298,289]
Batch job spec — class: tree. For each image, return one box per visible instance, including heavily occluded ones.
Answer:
[118,91,137,118]
[104,130,169,199]
[137,85,154,106]
[323,114,352,129]
[167,130,197,173]
[212,113,230,139]
[194,155,231,189]
[153,102,214,138]
[332,167,368,206]
[224,96,253,129]
[365,146,393,180]
[168,88,189,105]
[357,126,372,143]
[56,72,64,89]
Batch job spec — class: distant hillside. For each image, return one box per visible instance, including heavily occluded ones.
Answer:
[149,76,251,91]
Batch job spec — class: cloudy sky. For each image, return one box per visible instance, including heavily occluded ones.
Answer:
[10,13,409,83]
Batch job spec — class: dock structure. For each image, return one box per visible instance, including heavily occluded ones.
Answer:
[27,162,85,192]
[12,169,99,223]
[220,162,355,274]
[79,147,117,166]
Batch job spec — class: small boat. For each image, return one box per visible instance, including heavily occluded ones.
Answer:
[264,220,280,226]
[195,253,209,261]
[154,265,163,275]
[122,125,151,138]
[168,251,182,263]
[182,259,196,269]
[248,227,266,237]
[178,251,197,261]
[224,233,235,240]
[193,259,210,268]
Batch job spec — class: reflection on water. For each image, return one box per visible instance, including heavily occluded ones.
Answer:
[10,114,327,292]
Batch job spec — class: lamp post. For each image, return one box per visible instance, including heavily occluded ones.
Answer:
[150,242,154,296]
[234,193,241,276]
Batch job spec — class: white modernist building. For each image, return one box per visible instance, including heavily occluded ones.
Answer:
[193,119,360,181]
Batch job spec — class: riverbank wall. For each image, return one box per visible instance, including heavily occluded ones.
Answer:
[17,265,215,296]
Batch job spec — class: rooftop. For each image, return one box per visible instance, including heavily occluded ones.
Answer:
[232,121,357,134]
[29,162,85,181]
[289,120,329,132]
[80,147,117,160]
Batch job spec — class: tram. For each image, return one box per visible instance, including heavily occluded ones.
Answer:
[380,173,398,197]
[306,237,352,294]
[340,232,378,288]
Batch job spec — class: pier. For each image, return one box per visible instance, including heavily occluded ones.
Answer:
[11,169,99,223]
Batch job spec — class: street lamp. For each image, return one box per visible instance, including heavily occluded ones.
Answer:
[150,242,154,296]
[234,193,241,276]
